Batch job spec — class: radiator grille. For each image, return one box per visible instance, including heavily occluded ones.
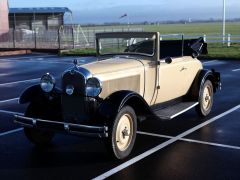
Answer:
[62,70,89,123]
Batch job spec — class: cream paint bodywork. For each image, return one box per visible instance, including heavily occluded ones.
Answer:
[81,57,145,99]
[80,55,202,106]
[156,56,203,103]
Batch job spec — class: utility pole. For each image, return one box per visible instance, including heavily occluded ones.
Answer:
[222,0,226,44]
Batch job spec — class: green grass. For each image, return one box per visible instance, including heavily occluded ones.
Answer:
[62,22,240,59]
[143,22,240,35]
[60,44,240,60]
[200,43,240,59]
[60,48,96,56]
[82,22,240,36]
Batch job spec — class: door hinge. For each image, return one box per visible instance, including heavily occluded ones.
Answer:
[157,86,160,89]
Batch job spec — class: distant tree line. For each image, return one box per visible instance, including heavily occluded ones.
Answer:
[77,18,240,27]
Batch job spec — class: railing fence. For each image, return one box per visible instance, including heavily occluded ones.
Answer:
[0,27,144,50]
[0,26,239,50]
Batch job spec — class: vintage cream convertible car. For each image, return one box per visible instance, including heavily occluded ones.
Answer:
[15,32,221,159]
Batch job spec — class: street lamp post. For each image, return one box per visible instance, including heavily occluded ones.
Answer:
[222,0,226,44]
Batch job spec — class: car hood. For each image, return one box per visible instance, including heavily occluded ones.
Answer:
[80,57,145,98]
[81,57,144,80]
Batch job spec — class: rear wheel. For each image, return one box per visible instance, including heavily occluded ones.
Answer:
[24,103,55,146]
[106,106,137,159]
[196,80,214,117]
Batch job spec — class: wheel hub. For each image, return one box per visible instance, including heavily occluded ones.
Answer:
[202,85,212,110]
[122,127,129,139]
[116,114,133,151]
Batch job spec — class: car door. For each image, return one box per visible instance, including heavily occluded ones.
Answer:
[155,57,190,104]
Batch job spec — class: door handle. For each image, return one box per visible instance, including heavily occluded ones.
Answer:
[180,67,187,71]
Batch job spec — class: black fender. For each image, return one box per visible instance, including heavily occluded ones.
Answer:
[97,90,152,123]
[19,84,62,104]
[188,69,221,100]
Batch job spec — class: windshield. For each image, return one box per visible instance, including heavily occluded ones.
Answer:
[97,33,156,56]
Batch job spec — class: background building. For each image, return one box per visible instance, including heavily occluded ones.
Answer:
[0,0,9,35]
[9,7,72,30]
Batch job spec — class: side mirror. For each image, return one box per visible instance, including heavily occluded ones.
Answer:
[165,57,172,64]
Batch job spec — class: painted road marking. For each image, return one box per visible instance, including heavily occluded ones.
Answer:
[202,60,218,65]
[93,104,240,180]
[0,58,72,64]
[0,78,40,86]
[0,110,24,137]
[0,98,19,104]
[0,109,23,116]
[0,128,23,137]
[138,131,240,150]
[232,69,240,72]
[0,54,57,60]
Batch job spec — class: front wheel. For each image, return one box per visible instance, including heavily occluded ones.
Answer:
[106,106,137,159]
[196,80,214,117]
[24,103,55,146]
[24,127,54,146]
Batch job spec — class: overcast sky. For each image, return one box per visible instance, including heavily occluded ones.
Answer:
[8,0,240,23]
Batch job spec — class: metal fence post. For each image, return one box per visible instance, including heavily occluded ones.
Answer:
[72,27,75,49]
[58,28,61,50]
[203,34,206,42]
[87,28,90,43]
[181,34,184,57]
[12,29,15,48]
[34,29,37,49]
[227,34,231,47]
[93,29,96,48]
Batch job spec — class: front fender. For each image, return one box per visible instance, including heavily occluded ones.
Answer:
[19,85,44,104]
[19,84,62,104]
[97,90,152,123]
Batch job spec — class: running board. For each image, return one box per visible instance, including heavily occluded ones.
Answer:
[154,102,199,120]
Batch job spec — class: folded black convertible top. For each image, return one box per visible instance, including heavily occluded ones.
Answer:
[160,37,208,59]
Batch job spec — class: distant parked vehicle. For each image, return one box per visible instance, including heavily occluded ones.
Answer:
[15,32,221,159]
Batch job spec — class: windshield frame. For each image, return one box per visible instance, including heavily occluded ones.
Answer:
[96,32,157,57]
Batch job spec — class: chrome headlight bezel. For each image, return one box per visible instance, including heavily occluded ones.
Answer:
[40,73,56,93]
[86,77,102,97]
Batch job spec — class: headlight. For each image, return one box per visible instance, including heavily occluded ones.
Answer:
[86,77,102,97]
[40,73,55,93]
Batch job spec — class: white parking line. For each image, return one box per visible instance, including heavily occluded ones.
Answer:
[0,128,23,137]
[93,104,240,180]
[0,58,72,64]
[232,69,240,72]
[0,110,24,137]
[202,60,218,65]
[0,78,40,86]
[0,54,57,60]
[0,109,23,116]
[138,131,240,150]
[0,98,19,104]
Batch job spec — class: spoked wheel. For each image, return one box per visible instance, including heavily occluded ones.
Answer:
[196,80,214,117]
[24,103,55,146]
[106,106,137,159]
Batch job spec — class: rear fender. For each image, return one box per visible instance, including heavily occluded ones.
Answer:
[188,69,221,100]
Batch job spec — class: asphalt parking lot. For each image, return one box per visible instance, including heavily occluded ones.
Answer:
[0,53,240,180]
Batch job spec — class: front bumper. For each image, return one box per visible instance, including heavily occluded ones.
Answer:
[14,115,108,138]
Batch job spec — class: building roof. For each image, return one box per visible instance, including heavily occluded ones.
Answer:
[9,7,72,14]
